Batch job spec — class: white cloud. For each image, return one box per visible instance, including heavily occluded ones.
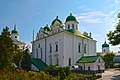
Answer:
[77,5,87,9]
[94,34,100,37]
[115,0,120,3]
[76,11,108,24]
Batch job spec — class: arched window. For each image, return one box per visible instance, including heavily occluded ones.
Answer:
[68,24,70,29]
[78,43,81,53]
[104,49,105,52]
[84,44,87,53]
[72,24,74,29]
[49,44,52,53]
[38,44,40,48]
[55,42,58,52]
[40,48,42,59]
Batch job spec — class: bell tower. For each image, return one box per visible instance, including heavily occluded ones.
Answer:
[65,13,79,30]
[11,24,19,41]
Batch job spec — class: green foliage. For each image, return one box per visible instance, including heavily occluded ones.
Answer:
[107,13,120,45]
[13,49,24,67]
[0,67,99,80]
[21,48,31,71]
[0,26,14,69]
[45,65,71,80]
[103,52,115,68]
[67,73,98,80]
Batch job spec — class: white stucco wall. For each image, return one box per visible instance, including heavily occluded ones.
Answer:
[77,57,105,71]
[11,33,19,41]
[32,31,97,70]
[65,21,78,30]
[102,47,109,54]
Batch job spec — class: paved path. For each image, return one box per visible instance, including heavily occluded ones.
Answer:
[98,68,120,80]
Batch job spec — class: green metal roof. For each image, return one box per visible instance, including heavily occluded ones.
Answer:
[51,16,62,25]
[31,58,48,71]
[102,41,109,47]
[11,25,18,34]
[66,13,77,22]
[77,56,100,63]
[44,24,51,31]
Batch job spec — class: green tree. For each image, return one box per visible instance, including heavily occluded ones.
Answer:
[107,13,120,45]
[13,49,24,67]
[103,52,115,68]
[0,26,14,69]
[21,48,31,71]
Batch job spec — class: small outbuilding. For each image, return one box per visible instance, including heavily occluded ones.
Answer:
[114,55,120,67]
[72,56,105,74]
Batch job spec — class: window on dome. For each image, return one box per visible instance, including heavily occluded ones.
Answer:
[40,48,42,59]
[78,43,81,53]
[72,24,74,29]
[15,36,17,38]
[68,24,70,29]
[104,49,105,52]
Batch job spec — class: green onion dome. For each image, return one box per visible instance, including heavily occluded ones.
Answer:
[44,24,51,31]
[102,41,109,47]
[11,26,18,34]
[66,13,77,22]
[51,16,62,25]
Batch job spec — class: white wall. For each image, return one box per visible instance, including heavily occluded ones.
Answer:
[46,32,64,66]
[102,47,109,54]
[11,33,19,41]
[31,64,39,71]
[65,21,78,30]
[32,30,97,70]
[63,32,73,66]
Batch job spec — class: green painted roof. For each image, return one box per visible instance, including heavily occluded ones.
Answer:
[102,41,109,47]
[11,25,18,34]
[77,56,100,63]
[66,13,77,22]
[44,24,51,31]
[31,58,48,71]
[51,16,62,25]
[66,29,91,40]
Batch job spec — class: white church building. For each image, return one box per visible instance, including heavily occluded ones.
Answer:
[31,13,104,72]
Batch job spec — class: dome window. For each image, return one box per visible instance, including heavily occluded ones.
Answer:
[68,24,70,29]
[15,36,17,38]
[72,24,74,29]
